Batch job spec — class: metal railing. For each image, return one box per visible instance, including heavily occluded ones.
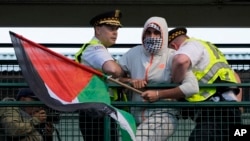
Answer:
[1,44,250,140]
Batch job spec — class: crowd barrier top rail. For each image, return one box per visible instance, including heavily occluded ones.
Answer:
[1,82,250,88]
[1,101,250,108]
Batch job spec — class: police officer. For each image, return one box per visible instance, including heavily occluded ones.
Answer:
[168,27,242,141]
[75,9,124,141]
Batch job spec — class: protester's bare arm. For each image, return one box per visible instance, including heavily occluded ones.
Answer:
[234,72,242,102]
[102,60,124,78]
[141,87,185,102]
[127,79,147,89]
[171,54,191,83]
[234,72,244,113]
[142,70,199,102]
[119,77,147,89]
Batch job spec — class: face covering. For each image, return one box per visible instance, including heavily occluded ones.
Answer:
[143,37,163,54]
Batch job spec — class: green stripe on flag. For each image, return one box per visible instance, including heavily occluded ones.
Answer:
[77,75,110,104]
[116,109,137,141]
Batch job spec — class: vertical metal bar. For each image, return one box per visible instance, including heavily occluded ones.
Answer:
[104,116,111,141]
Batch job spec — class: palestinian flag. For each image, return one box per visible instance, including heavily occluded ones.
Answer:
[9,31,136,141]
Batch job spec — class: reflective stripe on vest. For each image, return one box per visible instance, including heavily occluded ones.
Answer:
[185,38,237,102]
[199,62,232,83]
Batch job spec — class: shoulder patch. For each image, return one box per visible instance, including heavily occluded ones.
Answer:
[94,46,104,50]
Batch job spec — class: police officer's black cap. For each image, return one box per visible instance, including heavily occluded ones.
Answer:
[90,9,122,27]
[16,88,39,100]
[168,27,187,44]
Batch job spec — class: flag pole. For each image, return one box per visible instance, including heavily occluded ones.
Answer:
[107,77,143,95]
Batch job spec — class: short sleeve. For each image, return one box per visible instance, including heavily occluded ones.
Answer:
[82,45,114,70]
[174,41,204,68]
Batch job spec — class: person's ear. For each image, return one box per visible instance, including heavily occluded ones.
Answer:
[95,26,101,35]
[169,42,176,50]
[172,43,177,50]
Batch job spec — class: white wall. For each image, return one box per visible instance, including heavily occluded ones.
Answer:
[1,27,250,55]
[1,27,250,44]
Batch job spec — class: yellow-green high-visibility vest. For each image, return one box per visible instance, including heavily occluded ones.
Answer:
[75,38,101,63]
[185,38,237,102]
[74,39,126,102]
